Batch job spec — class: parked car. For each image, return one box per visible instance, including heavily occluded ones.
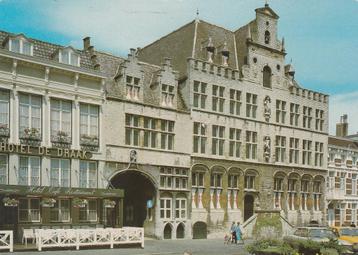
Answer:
[284,227,337,243]
[331,227,358,253]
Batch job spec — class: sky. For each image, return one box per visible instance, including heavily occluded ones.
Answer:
[0,0,357,135]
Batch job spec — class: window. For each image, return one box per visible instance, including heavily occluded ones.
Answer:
[19,156,40,186]
[288,179,298,210]
[161,84,175,107]
[229,128,241,158]
[314,142,324,167]
[144,117,158,148]
[0,90,10,135]
[126,76,140,100]
[263,66,272,88]
[0,154,8,184]
[301,180,309,210]
[274,177,284,209]
[276,100,286,124]
[79,160,97,188]
[302,140,312,165]
[212,125,225,155]
[125,114,140,146]
[80,104,99,148]
[160,167,188,190]
[246,93,257,118]
[79,199,97,222]
[160,198,172,219]
[19,94,42,140]
[192,172,204,187]
[290,103,299,126]
[315,109,324,131]
[193,122,207,154]
[264,31,270,44]
[210,173,222,188]
[51,99,71,144]
[19,198,40,222]
[160,120,174,150]
[246,131,257,159]
[275,136,286,162]
[59,49,79,66]
[193,81,207,109]
[9,38,32,55]
[175,198,187,219]
[313,181,322,211]
[289,138,299,164]
[245,175,255,189]
[212,85,225,112]
[50,199,70,222]
[353,175,357,196]
[228,174,239,189]
[50,158,70,187]
[303,106,312,129]
[229,89,241,116]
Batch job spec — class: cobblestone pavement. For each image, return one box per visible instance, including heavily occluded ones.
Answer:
[11,239,250,255]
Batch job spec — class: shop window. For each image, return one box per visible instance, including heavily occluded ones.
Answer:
[19,93,42,141]
[79,199,97,222]
[0,154,8,184]
[50,158,70,187]
[126,75,140,101]
[19,198,40,222]
[0,90,10,138]
[175,198,187,219]
[18,156,40,186]
[80,103,99,149]
[79,160,97,188]
[50,99,72,145]
[50,199,70,222]
[160,197,172,219]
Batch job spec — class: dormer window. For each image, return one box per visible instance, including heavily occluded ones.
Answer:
[8,38,33,56]
[264,31,271,44]
[161,84,174,107]
[59,48,80,66]
[126,75,140,101]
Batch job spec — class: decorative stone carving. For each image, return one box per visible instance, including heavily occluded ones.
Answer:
[129,150,137,163]
[206,37,215,63]
[264,136,271,162]
[263,96,271,121]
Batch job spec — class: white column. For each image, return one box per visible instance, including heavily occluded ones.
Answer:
[43,93,50,146]
[227,190,232,210]
[233,190,238,209]
[210,189,215,209]
[198,188,204,209]
[191,188,197,209]
[73,99,80,149]
[9,89,18,143]
[216,189,221,209]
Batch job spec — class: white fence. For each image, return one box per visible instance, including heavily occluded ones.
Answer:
[36,227,144,251]
[0,231,13,252]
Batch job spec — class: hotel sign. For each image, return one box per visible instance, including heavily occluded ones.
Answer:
[0,184,124,198]
[0,142,92,159]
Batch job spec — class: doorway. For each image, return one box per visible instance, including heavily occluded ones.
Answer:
[244,194,254,222]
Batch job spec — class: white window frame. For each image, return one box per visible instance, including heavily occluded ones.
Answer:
[126,75,140,100]
[244,175,255,190]
[0,154,8,184]
[289,138,299,164]
[212,125,225,156]
[276,100,287,124]
[193,81,207,109]
[229,128,241,158]
[0,90,10,131]
[9,38,33,56]
[80,103,99,141]
[246,93,257,118]
[50,99,72,142]
[175,198,187,219]
[19,93,42,138]
[79,160,97,188]
[193,122,207,154]
[275,136,286,163]
[18,156,40,186]
[160,120,174,150]
[19,198,40,223]
[161,84,175,107]
[50,158,70,187]
[212,85,225,112]
[229,89,241,116]
[245,131,257,159]
[50,199,70,222]
[290,103,299,127]
[302,140,312,165]
[125,114,140,146]
[59,49,80,66]
[160,197,172,219]
[79,199,97,222]
[192,172,204,188]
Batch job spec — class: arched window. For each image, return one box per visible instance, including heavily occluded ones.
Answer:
[264,30,270,44]
[263,66,272,88]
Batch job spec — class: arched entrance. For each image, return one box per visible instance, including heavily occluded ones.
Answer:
[176,223,185,239]
[192,221,207,239]
[163,224,172,239]
[110,170,156,227]
[244,194,254,222]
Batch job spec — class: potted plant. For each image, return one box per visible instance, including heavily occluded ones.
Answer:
[103,199,116,208]
[52,130,71,144]
[72,198,88,208]
[0,124,9,137]
[41,198,56,207]
[2,197,19,207]
[22,127,41,140]
[80,134,99,146]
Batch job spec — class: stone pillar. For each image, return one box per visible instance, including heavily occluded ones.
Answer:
[227,190,232,210]
[198,188,204,209]
[233,190,238,209]
[216,189,221,209]
[210,189,215,209]
[192,188,197,209]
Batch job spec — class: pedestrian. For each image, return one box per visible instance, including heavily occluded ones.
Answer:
[235,222,244,245]
[230,221,237,244]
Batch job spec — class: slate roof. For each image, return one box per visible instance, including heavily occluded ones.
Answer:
[0,30,95,70]
[329,136,358,150]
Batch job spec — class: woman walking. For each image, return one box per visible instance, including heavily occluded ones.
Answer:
[235,222,244,245]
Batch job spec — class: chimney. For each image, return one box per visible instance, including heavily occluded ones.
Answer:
[336,114,348,137]
[83,37,91,50]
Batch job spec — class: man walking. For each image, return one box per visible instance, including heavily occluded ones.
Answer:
[230,222,237,244]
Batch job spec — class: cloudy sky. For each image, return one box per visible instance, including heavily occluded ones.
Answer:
[0,0,357,135]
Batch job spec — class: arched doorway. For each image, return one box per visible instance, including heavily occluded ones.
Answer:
[244,194,254,222]
[163,224,172,239]
[110,170,156,227]
[193,221,207,239]
[176,223,185,239]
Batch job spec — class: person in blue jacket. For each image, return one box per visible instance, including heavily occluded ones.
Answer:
[235,222,244,244]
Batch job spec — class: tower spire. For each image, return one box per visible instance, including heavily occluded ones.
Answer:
[265,0,269,7]
[195,8,200,22]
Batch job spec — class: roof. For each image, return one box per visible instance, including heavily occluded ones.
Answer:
[255,4,279,19]
[345,134,358,141]
[0,30,95,70]
[329,136,358,150]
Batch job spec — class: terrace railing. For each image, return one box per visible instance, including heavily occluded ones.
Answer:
[0,231,13,252]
